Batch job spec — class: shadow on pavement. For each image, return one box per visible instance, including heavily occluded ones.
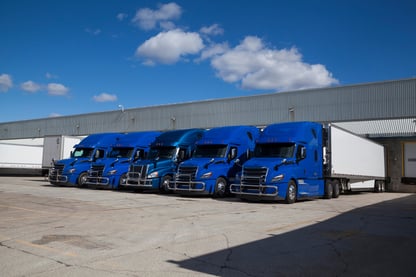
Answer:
[170,194,416,277]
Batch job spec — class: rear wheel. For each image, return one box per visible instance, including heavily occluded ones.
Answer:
[285,180,297,204]
[213,177,227,198]
[375,180,385,192]
[332,180,340,198]
[324,181,333,199]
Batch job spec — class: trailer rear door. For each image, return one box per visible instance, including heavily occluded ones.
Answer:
[404,142,416,178]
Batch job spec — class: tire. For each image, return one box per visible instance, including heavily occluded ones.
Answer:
[324,181,333,199]
[213,177,227,198]
[159,175,172,193]
[375,180,385,193]
[285,180,297,204]
[117,173,127,190]
[332,180,340,198]
[77,172,88,188]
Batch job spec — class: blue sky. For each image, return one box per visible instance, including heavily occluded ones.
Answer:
[1,0,415,123]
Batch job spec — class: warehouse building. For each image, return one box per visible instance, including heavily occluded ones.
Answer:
[1,78,415,192]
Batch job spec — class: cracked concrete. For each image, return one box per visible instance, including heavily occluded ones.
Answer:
[0,176,415,276]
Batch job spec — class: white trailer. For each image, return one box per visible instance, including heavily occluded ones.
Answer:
[0,138,44,175]
[0,136,82,175]
[42,135,82,169]
[328,124,386,192]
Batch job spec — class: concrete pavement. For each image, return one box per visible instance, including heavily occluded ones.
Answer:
[0,176,415,276]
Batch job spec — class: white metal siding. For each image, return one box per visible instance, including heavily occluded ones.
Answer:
[0,78,415,139]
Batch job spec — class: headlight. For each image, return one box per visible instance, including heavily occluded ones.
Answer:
[108,169,117,175]
[201,172,212,179]
[147,172,159,178]
[271,174,284,182]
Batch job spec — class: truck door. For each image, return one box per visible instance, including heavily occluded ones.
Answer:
[294,145,311,196]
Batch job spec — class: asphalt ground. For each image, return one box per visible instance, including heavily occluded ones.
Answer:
[0,176,415,277]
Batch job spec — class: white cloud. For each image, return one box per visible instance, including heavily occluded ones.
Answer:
[46,72,58,79]
[0,74,13,92]
[93,93,118,102]
[48,113,62,118]
[198,42,229,61]
[85,28,101,35]
[136,29,204,65]
[21,80,41,93]
[117,13,128,21]
[132,2,182,30]
[200,24,224,36]
[210,36,339,91]
[47,83,69,96]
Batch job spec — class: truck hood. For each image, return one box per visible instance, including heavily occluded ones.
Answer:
[244,157,290,169]
[55,157,89,167]
[182,157,227,168]
[135,159,175,174]
[96,157,131,167]
[181,158,229,177]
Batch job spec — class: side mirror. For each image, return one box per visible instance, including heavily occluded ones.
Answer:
[247,149,252,159]
[177,150,185,162]
[301,147,306,159]
[134,150,145,161]
[228,147,237,161]
[296,146,306,161]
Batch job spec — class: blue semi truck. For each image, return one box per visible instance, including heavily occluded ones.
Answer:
[169,125,260,197]
[48,133,123,187]
[85,131,161,189]
[230,122,386,203]
[125,129,205,192]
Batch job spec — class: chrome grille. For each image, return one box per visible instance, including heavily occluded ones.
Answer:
[241,167,268,187]
[89,164,105,177]
[177,166,197,182]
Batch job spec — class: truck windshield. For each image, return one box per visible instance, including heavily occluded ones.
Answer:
[108,147,134,158]
[254,143,295,158]
[148,146,176,160]
[72,147,94,158]
[194,144,227,158]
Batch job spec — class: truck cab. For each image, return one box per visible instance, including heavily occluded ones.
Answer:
[231,122,325,203]
[85,131,161,189]
[48,133,123,187]
[125,129,205,192]
[170,125,260,197]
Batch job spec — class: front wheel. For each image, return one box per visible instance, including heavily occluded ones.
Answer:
[213,177,227,198]
[117,173,127,190]
[285,180,297,204]
[77,172,88,188]
[159,175,172,193]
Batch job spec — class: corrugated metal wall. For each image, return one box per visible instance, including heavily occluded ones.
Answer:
[1,78,415,139]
